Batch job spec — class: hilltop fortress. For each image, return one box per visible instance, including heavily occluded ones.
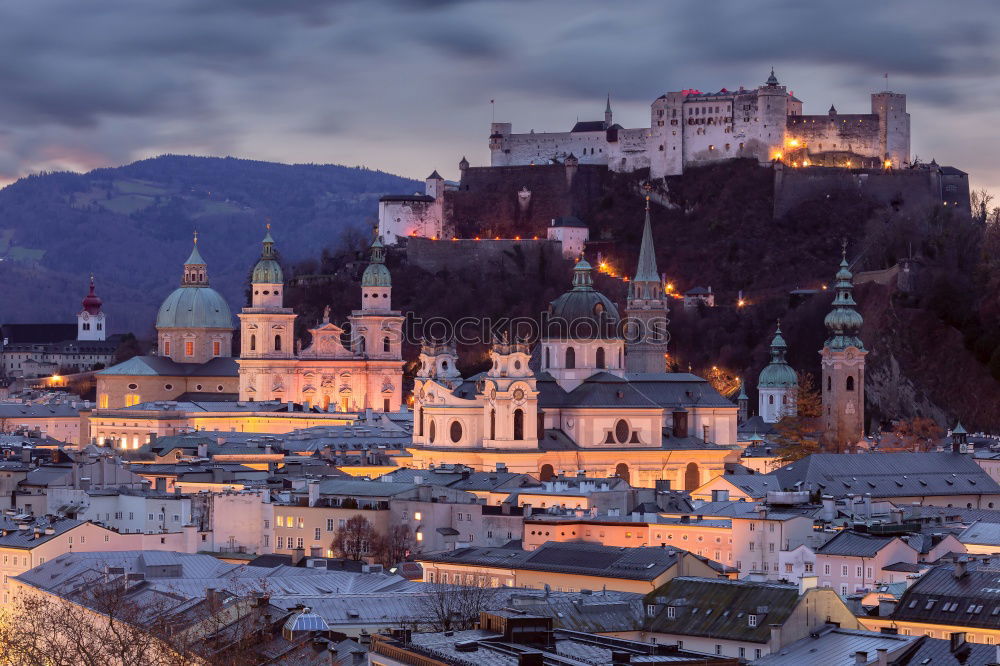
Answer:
[490,69,910,177]
[378,70,967,250]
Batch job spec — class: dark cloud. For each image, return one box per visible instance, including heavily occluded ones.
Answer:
[0,0,997,193]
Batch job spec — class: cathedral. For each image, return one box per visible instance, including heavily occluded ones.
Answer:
[406,204,740,490]
[236,230,404,412]
[95,230,403,415]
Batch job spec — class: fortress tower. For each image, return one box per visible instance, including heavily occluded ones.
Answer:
[625,198,669,373]
[820,244,867,448]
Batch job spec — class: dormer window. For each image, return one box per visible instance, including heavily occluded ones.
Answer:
[748,614,757,627]
[666,606,676,619]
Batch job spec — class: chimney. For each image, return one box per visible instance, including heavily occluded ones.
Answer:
[954,557,968,579]
[854,651,868,666]
[523,503,532,519]
[197,442,208,458]
[501,501,511,515]
[876,648,889,666]
[293,545,306,565]
[711,489,729,502]
[155,477,167,492]
[611,651,631,664]
[950,631,968,654]
[769,624,782,652]
[307,480,320,508]
[878,598,897,617]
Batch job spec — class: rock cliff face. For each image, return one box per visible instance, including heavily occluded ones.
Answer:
[859,282,1000,430]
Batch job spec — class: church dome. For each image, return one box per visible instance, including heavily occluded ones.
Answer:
[545,259,621,339]
[156,286,233,330]
[362,236,392,287]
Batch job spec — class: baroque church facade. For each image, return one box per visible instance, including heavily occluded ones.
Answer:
[236,231,404,412]
[406,206,740,490]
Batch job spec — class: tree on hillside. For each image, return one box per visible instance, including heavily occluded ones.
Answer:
[773,372,824,463]
[893,417,945,452]
[331,514,376,561]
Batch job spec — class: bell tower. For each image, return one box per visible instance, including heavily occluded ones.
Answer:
[625,198,669,373]
[821,242,867,448]
[77,275,106,341]
[483,337,538,450]
[238,226,296,361]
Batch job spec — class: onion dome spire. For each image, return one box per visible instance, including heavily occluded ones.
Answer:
[572,257,594,290]
[361,234,391,287]
[758,321,797,388]
[81,275,103,314]
[251,224,283,284]
[766,67,779,87]
[824,240,865,351]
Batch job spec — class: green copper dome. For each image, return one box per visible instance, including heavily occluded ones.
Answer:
[545,259,621,339]
[361,236,392,287]
[156,240,233,330]
[251,228,283,284]
[758,323,798,388]
[156,286,233,330]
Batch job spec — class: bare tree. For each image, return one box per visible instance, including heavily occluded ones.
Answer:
[416,583,502,632]
[374,524,413,569]
[331,514,376,561]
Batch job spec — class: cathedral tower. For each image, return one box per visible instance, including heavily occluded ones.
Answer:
[77,276,106,341]
[821,244,867,447]
[238,226,296,360]
[483,337,538,450]
[757,322,798,423]
[625,198,669,374]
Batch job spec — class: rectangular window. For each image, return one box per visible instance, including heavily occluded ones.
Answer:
[212,341,221,356]
[263,535,269,546]
[715,645,721,655]
[805,562,814,572]
[163,341,171,356]
[263,520,270,529]
[276,516,284,527]
[297,537,304,548]
[842,565,849,576]
[824,564,831,575]
[667,606,676,619]
[185,341,194,357]
[98,394,109,409]
[314,528,321,541]
[748,614,757,627]
[857,566,863,577]
[297,517,304,529]
[326,519,334,532]
[277,537,284,549]
[755,649,762,659]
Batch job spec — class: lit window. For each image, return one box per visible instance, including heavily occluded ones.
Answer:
[213,341,221,356]
[185,341,194,357]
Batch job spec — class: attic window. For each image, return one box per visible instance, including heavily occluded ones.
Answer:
[666,606,676,619]
[924,600,936,610]
[748,614,758,627]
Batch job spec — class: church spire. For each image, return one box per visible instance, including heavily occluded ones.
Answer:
[604,93,613,128]
[823,241,865,351]
[634,196,659,285]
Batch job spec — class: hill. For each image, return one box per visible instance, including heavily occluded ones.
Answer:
[287,160,1000,430]
[0,155,420,333]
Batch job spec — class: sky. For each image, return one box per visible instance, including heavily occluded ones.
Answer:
[0,0,998,192]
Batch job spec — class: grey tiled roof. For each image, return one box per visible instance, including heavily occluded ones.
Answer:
[959,520,1000,546]
[0,403,82,418]
[97,355,238,377]
[0,516,83,549]
[754,627,919,665]
[771,452,1000,498]
[815,531,911,558]
[723,473,782,497]
[647,576,803,643]
[890,561,1000,630]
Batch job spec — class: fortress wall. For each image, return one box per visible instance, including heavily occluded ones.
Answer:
[773,166,965,217]
[492,130,609,167]
[405,237,564,275]
[446,165,610,238]
[786,114,882,160]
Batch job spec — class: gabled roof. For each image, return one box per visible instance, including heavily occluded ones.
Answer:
[647,577,803,643]
[723,473,783,498]
[571,120,606,133]
[959,520,1000,546]
[753,627,918,665]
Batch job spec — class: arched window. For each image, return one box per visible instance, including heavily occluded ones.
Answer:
[565,347,576,370]
[357,336,366,354]
[539,464,554,481]
[768,395,774,405]
[382,336,391,353]
[513,409,524,440]
[490,409,496,439]
[249,335,255,352]
[545,347,551,369]
[615,463,630,484]
[846,376,855,391]
[450,421,463,443]
[827,376,832,391]
[418,408,424,436]
[684,462,700,491]
[596,347,606,369]
[429,420,436,444]
[274,335,282,351]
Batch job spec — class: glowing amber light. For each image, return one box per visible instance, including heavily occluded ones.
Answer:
[737,299,746,307]
[884,159,892,168]
[789,138,800,147]
[772,151,783,161]
[803,159,811,167]
[514,236,521,240]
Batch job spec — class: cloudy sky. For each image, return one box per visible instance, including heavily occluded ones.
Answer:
[1,0,998,191]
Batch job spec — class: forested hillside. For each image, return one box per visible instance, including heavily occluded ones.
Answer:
[0,155,420,333]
